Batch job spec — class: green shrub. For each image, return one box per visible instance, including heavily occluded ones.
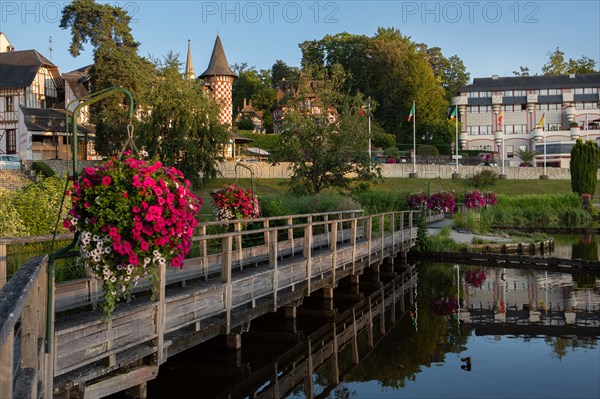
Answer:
[350,189,409,214]
[0,191,29,237]
[267,192,359,215]
[259,198,292,217]
[480,193,592,227]
[421,226,467,252]
[1,176,70,237]
[570,138,600,195]
[237,132,282,153]
[416,144,439,156]
[453,209,492,234]
[31,161,56,177]
[471,170,498,187]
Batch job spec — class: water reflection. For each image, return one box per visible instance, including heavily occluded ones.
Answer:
[147,263,599,399]
[552,233,600,261]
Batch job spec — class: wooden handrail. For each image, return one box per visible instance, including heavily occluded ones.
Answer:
[0,255,53,398]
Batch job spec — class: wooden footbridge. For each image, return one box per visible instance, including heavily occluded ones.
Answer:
[0,209,421,398]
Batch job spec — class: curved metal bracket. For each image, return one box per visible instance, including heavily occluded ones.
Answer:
[234,161,256,197]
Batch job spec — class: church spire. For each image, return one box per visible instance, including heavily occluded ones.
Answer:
[184,39,195,80]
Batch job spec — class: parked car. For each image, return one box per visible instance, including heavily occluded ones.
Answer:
[0,155,22,170]
[477,162,497,167]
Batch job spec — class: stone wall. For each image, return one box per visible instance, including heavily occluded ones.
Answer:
[219,161,584,180]
[21,159,596,181]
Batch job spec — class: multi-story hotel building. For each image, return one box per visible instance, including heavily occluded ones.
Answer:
[452,73,600,168]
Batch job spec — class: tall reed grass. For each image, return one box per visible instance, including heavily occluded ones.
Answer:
[480,193,591,227]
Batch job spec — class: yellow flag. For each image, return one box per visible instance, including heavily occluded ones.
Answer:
[537,113,545,128]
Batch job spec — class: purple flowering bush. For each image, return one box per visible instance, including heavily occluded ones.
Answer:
[427,191,456,214]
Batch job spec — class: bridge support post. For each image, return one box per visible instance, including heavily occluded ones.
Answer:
[282,305,297,320]
[323,287,334,311]
[350,274,360,296]
[226,333,242,351]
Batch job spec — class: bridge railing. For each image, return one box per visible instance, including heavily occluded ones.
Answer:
[1,209,419,397]
[0,255,54,399]
[51,210,418,383]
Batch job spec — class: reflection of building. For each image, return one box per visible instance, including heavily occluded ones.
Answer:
[452,74,600,168]
[458,267,600,328]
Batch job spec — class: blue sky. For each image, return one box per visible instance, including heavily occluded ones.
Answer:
[1,0,599,80]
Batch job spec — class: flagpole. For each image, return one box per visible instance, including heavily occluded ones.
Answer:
[412,100,416,175]
[543,128,547,176]
[455,107,459,172]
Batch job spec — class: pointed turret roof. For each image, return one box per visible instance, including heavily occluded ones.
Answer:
[199,35,237,79]
[184,39,195,80]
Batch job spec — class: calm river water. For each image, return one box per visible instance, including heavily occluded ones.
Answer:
[147,235,599,399]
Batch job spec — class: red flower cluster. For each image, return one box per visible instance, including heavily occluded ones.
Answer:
[65,153,201,316]
[211,184,260,221]
[427,191,456,214]
[463,190,487,209]
[465,269,487,288]
[406,192,427,210]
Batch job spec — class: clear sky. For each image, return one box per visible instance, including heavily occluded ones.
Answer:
[1,0,599,81]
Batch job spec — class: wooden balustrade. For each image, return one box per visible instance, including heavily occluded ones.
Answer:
[0,255,54,399]
[0,209,418,398]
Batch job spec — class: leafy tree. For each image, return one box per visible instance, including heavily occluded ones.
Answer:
[419,45,470,100]
[300,29,453,146]
[543,48,598,75]
[566,56,597,74]
[271,59,300,88]
[60,0,155,155]
[542,47,567,76]
[136,53,230,188]
[570,139,600,195]
[232,63,277,132]
[270,66,379,193]
[513,66,531,76]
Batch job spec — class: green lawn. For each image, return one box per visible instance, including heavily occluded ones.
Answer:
[197,177,594,199]
[195,176,599,219]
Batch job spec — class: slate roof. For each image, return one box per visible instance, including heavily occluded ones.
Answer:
[63,65,92,99]
[21,107,94,134]
[460,73,600,92]
[0,50,59,89]
[199,35,237,79]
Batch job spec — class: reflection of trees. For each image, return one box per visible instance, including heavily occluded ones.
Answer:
[572,239,599,261]
[572,274,598,289]
[338,263,470,390]
[544,336,598,361]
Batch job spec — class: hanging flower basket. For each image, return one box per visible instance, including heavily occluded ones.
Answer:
[427,191,456,214]
[406,192,427,210]
[65,153,201,317]
[211,183,260,222]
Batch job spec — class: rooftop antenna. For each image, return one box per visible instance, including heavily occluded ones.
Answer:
[48,35,53,61]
